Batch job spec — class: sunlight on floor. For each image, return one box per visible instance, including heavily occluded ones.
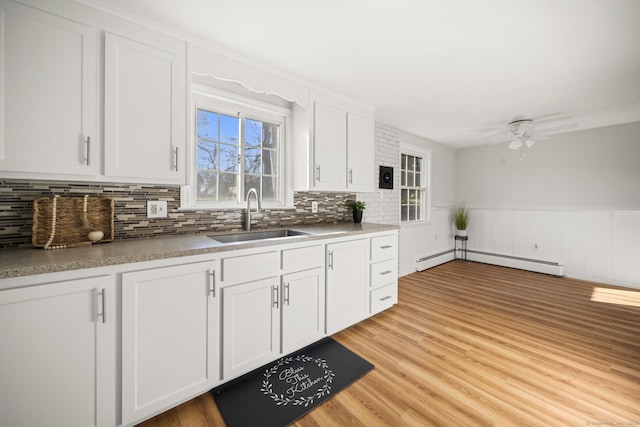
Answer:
[590,287,640,307]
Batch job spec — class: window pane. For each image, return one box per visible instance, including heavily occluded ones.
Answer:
[415,172,421,186]
[262,123,278,149]
[197,141,217,170]
[409,205,416,221]
[401,206,408,221]
[409,189,417,204]
[219,172,238,201]
[263,149,277,175]
[196,171,217,199]
[401,189,408,204]
[244,148,261,174]
[220,114,239,144]
[245,118,262,149]
[244,175,261,199]
[197,109,219,140]
[219,144,238,172]
[262,176,277,202]
[415,157,422,173]
[407,170,415,187]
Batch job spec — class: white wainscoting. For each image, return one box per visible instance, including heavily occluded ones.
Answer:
[465,208,640,289]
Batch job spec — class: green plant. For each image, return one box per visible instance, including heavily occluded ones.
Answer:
[349,200,366,211]
[453,205,469,230]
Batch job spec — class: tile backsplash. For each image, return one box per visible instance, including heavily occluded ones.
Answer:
[0,179,356,249]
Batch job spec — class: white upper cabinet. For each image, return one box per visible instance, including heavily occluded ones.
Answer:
[347,112,374,192]
[0,0,187,184]
[0,0,97,177]
[104,31,186,184]
[313,100,347,191]
[294,89,375,192]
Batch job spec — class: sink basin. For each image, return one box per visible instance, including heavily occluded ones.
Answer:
[208,229,310,244]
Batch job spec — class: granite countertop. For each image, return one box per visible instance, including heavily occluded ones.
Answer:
[0,223,398,280]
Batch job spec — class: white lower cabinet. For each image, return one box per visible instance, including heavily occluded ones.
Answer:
[121,261,218,426]
[369,232,399,314]
[0,275,115,427]
[221,277,281,380]
[281,267,325,354]
[325,238,369,334]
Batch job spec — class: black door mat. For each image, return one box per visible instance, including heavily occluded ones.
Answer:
[211,337,374,427]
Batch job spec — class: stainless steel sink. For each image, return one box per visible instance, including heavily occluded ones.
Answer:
[208,229,310,244]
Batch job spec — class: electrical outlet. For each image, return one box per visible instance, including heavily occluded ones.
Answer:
[147,201,167,218]
[311,201,318,213]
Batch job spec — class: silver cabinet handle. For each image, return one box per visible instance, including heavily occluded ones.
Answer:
[173,146,179,171]
[380,270,393,275]
[380,245,392,249]
[284,283,290,305]
[328,250,334,270]
[209,270,216,297]
[85,136,91,166]
[315,164,320,181]
[98,288,107,323]
[349,168,353,183]
[273,285,279,308]
[379,295,392,302]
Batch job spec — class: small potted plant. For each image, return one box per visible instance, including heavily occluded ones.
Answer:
[349,200,366,224]
[452,205,469,236]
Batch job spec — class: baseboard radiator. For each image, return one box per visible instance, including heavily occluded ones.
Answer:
[416,250,455,271]
[416,249,564,276]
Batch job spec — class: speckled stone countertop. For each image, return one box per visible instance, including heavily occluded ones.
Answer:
[0,223,399,280]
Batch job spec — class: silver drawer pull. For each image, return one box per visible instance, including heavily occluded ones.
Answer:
[379,295,392,302]
[380,270,393,275]
[380,245,392,249]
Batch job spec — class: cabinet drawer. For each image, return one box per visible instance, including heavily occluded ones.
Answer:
[221,251,279,283]
[281,245,323,271]
[371,234,397,262]
[370,259,397,288]
[370,283,397,314]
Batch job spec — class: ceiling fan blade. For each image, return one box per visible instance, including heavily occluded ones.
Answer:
[535,123,579,134]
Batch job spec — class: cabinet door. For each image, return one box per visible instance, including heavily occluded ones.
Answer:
[0,0,97,176]
[347,112,374,192]
[326,239,369,334]
[0,275,114,427]
[122,261,217,425]
[281,267,325,354]
[313,101,346,190]
[222,277,280,380]
[104,32,186,183]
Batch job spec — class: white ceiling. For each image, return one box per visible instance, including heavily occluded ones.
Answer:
[95,0,640,148]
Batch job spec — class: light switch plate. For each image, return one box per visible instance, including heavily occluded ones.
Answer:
[311,201,318,213]
[147,201,167,218]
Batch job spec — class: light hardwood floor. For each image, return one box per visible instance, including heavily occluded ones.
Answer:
[138,261,640,426]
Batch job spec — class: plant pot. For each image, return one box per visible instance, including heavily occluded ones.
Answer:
[456,229,467,237]
[352,210,363,224]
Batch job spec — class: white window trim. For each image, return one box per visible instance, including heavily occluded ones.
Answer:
[400,143,432,225]
[181,84,294,210]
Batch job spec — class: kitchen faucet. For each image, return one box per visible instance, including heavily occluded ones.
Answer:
[245,188,260,231]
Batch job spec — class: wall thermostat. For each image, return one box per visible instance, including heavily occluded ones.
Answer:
[379,166,393,189]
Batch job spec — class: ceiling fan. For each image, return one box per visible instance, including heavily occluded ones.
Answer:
[506,119,537,150]
[479,113,579,153]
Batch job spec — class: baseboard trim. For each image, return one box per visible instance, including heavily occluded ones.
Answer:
[466,250,564,276]
[414,249,564,276]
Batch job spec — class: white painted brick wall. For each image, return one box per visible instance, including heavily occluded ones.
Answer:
[356,122,400,225]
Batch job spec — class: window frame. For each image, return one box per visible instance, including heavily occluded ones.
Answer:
[182,84,294,210]
[400,144,431,224]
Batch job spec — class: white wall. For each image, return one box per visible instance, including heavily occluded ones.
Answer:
[455,121,640,287]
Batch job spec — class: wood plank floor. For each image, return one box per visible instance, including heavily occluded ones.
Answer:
[137,261,640,426]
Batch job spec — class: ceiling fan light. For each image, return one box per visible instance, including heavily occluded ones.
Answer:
[525,137,536,148]
[509,137,522,150]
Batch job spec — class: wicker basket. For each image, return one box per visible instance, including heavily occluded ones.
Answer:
[32,196,114,248]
